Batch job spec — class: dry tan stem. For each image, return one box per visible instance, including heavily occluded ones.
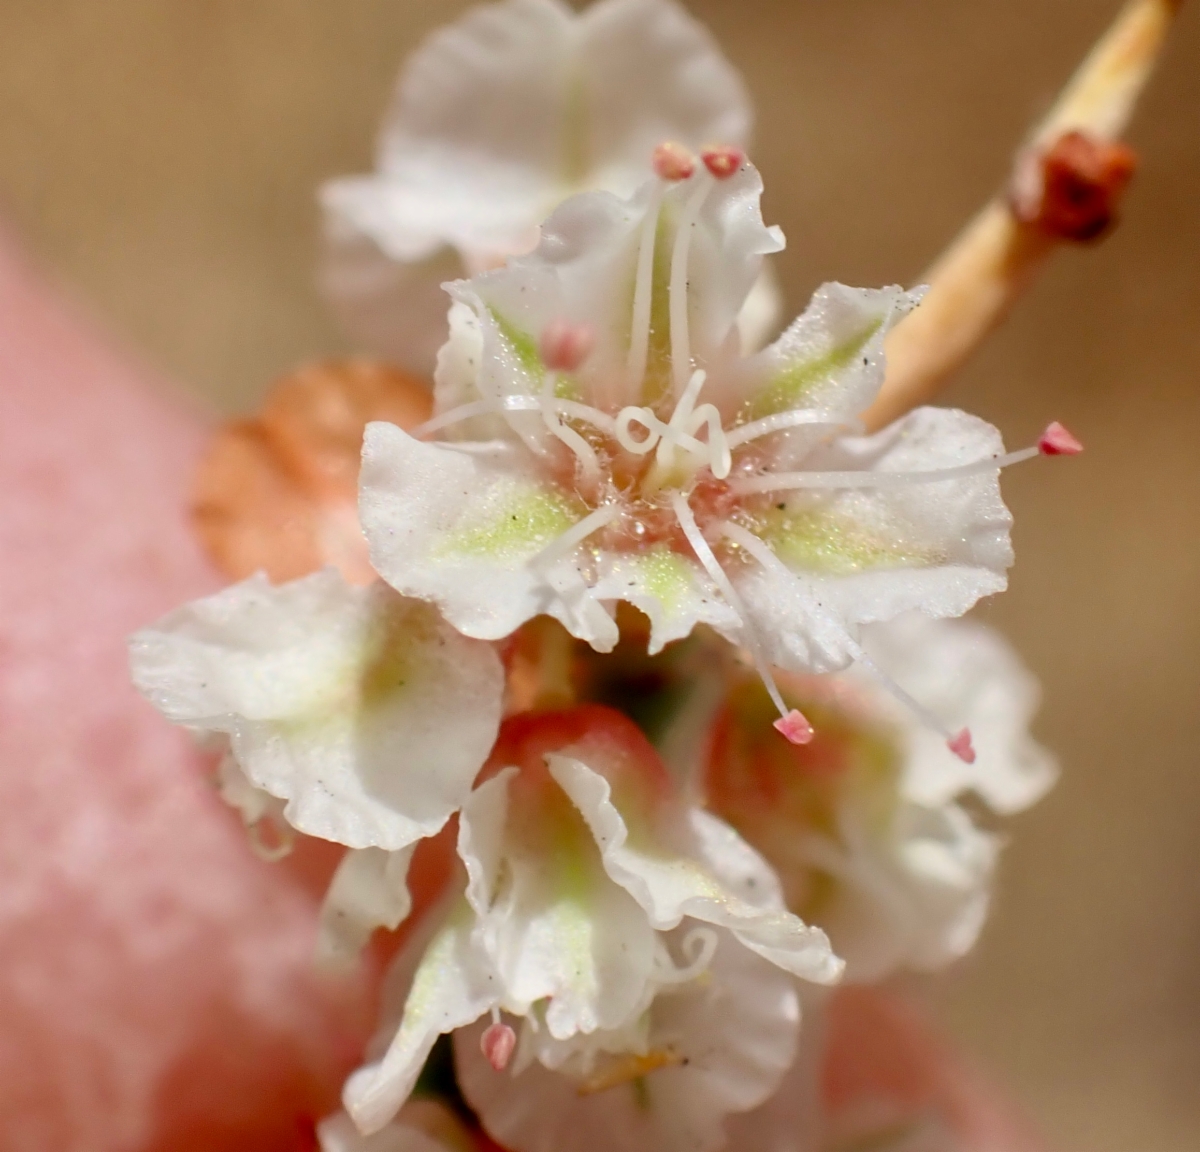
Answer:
[863,0,1184,431]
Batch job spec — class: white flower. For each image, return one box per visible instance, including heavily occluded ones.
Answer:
[700,614,1056,982]
[455,924,801,1152]
[128,569,505,853]
[361,154,1032,750]
[321,0,775,375]
[855,613,1058,815]
[318,1100,483,1152]
[342,706,840,1137]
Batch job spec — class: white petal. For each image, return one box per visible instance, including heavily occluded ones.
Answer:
[722,985,830,1152]
[548,755,843,984]
[737,283,924,437]
[129,570,504,850]
[575,0,752,196]
[318,1110,449,1152]
[801,802,998,983]
[458,767,658,1038]
[857,614,1058,814]
[731,407,1014,674]
[360,422,618,649]
[736,264,785,355]
[318,846,417,964]
[590,546,740,656]
[456,925,800,1152]
[330,0,577,262]
[344,900,500,1134]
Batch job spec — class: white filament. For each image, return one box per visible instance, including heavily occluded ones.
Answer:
[626,182,667,403]
[541,371,602,488]
[529,503,621,570]
[669,177,714,399]
[613,369,731,480]
[725,409,861,450]
[416,394,614,440]
[718,521,957,740]
[730,446,1040,496]
[671,493,790,719]
[652,926,720,988]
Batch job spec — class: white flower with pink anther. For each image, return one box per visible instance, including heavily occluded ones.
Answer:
[360,146,1080,761]
[321,0,782,374]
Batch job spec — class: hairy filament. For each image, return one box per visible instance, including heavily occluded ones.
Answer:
[626,183,667,403]
[729,446,1039,496]
[529,503,621,570]
[719,521,961,742]
[671,494,790,720]
[541,372,602,488]
[669,176,714,399]
[725,409,861,450]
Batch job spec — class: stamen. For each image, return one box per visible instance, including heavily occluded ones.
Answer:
[541,371,602,488]
[672,494,794,726]
[669,176,714,399]
[626,183,666,402]
[652,925,720,986]
[540,319,596,373]
[947,728,977,765]
[773,710,815,746]
[729,447,1042,496]
[718,521,968,750]
[653,141,697,182]
[481,1021,517,1073]
[700,145,746,180]
[577,1048,684,1096]
[725,410,862,450]
[530,503,621,570]
[1038,420,1084,455]
[416,395,613,440]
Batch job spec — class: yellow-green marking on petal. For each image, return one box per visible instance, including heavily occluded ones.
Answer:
[443,485,588,560]
[744,319,883,421]
[634,547,696,614]
[757,508,939,575]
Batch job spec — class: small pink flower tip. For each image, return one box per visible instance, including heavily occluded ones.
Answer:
[653,141,696,182]
[774,709,815,746]
[481,1021,517,1072]
[539,319,596,373]
[947,728,977,765]
[701,145,746,180]
[1038,421,1084,456]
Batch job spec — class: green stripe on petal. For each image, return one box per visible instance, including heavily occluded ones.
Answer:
[441,484,588,561]
[633,547,697,613]
[743,318,883,421]
[757,507,940,575]
[489,308,546,384]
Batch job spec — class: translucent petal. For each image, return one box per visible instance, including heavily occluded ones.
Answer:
[360,422,618,649]
[318,846,417,964]
[455,925,799,1152]
[729,407,1014,675]
[548,754,843,984]
[129,570,504,850]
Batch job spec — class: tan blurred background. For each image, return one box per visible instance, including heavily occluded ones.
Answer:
[0,1,1196,1147]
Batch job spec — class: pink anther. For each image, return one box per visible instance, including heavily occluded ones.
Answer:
[653,141,697,182]
[539,319,596,373]
[947,728,977,765]
[481,1021,517,1072]
[701,146,746,180]
[1038,421,1084,456]
[774,709,815,746]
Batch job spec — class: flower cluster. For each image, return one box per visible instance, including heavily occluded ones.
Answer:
[131,2,1079,1149]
